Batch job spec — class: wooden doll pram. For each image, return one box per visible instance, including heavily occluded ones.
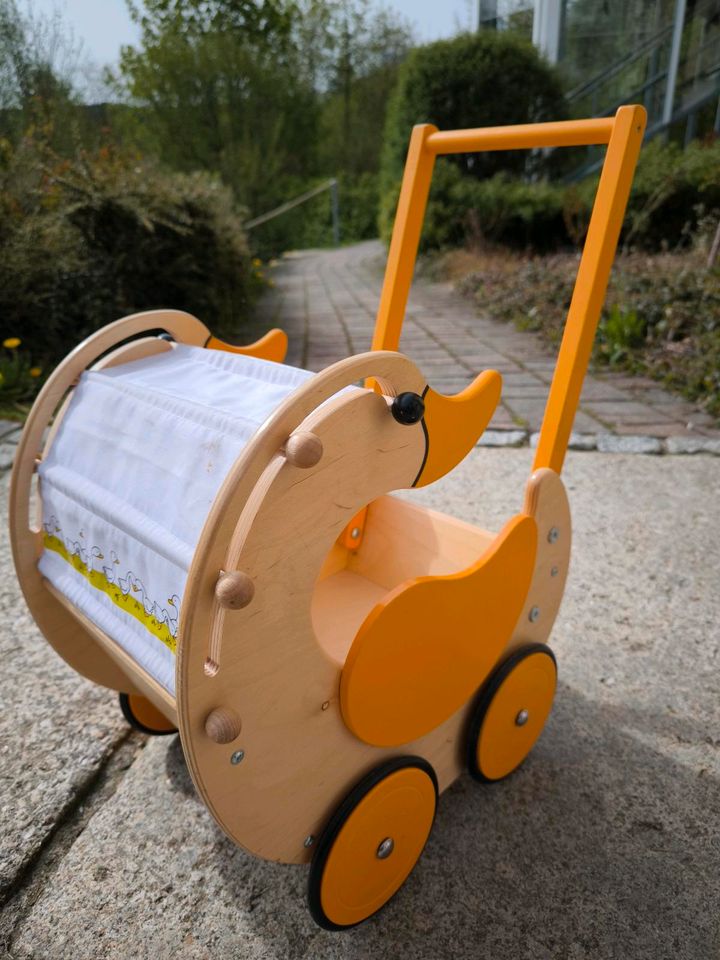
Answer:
[9,106,645,929]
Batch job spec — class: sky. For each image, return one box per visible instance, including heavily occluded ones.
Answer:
[31,0,479,69]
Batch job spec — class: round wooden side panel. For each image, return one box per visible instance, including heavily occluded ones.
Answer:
[177,352,573,865]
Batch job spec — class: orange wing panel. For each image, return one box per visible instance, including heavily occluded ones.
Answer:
[340,513,538,747]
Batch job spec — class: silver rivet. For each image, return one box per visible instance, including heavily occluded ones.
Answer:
[230,750,245,765]
[304,835,314,848]
[551,565,559,577]
[548,527,559,544]
[529,606,540,623]
[376,837,394,859]
[516,709,529,726]
[321,700,330,711]
[350,527,360,539]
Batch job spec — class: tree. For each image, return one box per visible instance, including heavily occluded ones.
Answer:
[112,0,319,216]
[0,0,81,149]
[317,2,415,175]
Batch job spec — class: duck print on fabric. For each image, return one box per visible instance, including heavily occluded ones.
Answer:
[42,515,179,653]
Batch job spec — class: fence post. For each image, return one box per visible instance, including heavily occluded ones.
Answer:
[330,179,340,247]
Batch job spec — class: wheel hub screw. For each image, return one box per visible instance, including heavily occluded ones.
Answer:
[376,837,394,859]
[230,750,245,765]
[548,527,560,544]
[529,606,540,623]
[350,527,360,539]
[515,709,529,727]
[304,835,314,848]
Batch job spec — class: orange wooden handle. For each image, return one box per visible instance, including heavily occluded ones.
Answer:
[372,106,648,475]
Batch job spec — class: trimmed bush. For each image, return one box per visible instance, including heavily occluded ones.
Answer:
[381,160,567,252]
[381,31,567,192]
[0,134,255,374]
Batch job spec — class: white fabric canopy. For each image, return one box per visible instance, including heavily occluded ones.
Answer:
[38,344,315,694]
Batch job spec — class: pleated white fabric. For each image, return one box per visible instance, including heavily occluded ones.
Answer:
[38,344,315,694]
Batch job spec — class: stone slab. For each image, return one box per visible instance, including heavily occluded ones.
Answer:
[596,434,664,455]
[0,475,129,903]
[6,450,720,959]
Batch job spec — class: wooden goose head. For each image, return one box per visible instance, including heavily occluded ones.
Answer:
[411,369,502,487]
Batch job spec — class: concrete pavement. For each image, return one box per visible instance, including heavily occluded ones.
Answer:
[2,447,719,959]
[1,241,719,957]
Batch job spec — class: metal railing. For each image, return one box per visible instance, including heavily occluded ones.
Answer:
[244,178,340,245]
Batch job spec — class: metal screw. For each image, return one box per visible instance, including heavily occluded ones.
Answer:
[548,527,560,544]
[376,837,394,859]
[350,527,360,539]
[230,750,245,765]
[529,606,540,623]
[321,701,330,711]
[550,565,559,577]
[304,835,314,848]
[515,709,529,727]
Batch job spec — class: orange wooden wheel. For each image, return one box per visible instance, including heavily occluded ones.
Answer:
[119,693,176,736]
[468,644,557,783]
[308,757,437,930]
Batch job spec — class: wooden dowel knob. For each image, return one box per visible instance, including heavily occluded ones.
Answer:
[215,570,255,609]
[284,431,323,468]
[205,707,242,744]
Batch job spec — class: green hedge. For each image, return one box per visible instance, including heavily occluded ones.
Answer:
[0,135,256,377]
[380,136,720,254]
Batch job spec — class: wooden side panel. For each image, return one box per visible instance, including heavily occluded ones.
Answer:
[177,351,572,866]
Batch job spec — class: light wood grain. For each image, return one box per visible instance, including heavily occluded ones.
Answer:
[178,352,437,865]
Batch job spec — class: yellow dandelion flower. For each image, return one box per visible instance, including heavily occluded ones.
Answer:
[252,258,262,267]
[30,366,42,377]
[3,337,21,349]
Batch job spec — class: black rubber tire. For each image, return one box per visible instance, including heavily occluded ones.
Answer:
[118,692,177,736]
[308,755,438,931]
[466,643,556,784]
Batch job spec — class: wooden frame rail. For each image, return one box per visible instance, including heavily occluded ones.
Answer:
[372,106,647,474]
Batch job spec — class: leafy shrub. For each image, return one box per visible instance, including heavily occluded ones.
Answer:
[597,305,647,364]
[381,161,567,251]
[0,336,43,405]
[0,133,255,372]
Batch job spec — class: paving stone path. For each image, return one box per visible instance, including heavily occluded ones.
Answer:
[0,239,717,474]
[252,240,720,453]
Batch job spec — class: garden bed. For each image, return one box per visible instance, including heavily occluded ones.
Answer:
[427,245,720,422]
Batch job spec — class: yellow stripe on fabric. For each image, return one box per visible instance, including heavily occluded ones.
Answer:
[42,533,177,653]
